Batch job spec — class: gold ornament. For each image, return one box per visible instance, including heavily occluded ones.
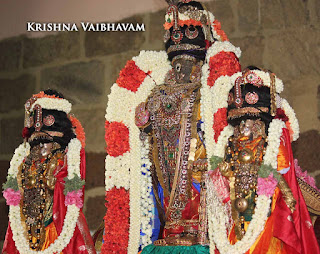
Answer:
[234,198,249,212]
[238,148,254,163]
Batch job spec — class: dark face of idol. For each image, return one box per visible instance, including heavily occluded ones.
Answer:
[27,108,75,149]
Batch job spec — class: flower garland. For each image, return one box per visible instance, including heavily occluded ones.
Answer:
[200,41,241,172]
[263,119,286,169]
[104,50,171,253]
[280,98,299,141]
[3,138,83,254]
[139,138,153,248]
[30,97,72,114]
[207,177,271,254]
[102,187,130,254]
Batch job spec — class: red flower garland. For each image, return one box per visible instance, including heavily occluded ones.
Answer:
[213,20,229,42]
[116,60,149,92]
[69,115,86,148]
[101,187,130,254]
[105,121,130,157]
[213,108,228,142]
[33,91,63,99]
[207,51,241,87]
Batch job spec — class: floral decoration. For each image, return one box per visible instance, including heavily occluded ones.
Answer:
[65,190,83,208]
[30,97,72,114]
[280,98,299,141]
[104,50,171,254]
[200,41,241,173]
[212,20,228,41]
[105,121,130,157]
[64,174,85,194]
[22,127,30,139]
[213,108,228,142]
[69,115,86,148]
[207,51,241,87]
[3,188,21,206]
[257,173,278,198]
[139,139,153,248]
[263,119,286,169]
[206,68,302,253]
[207,178,271,254]
[116,60,150,92]
[295,159,319,191]
[102,187,130,254]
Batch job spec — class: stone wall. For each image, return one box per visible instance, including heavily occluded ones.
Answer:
[0,0,320,246]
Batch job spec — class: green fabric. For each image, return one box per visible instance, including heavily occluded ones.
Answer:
[44,217,53,227]
[2,177,19,191]
[141,245,210,254]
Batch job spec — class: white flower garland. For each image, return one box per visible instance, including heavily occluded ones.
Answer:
[212,73,241,116]
[7,143,30,178]
[263,119,286,169]
[200,41,241,171]
[139,140,153,248]
[212,124,234,158]
[165,10,215,23]
[281,98,300,141]
[30,98,72,114]
[207,176,271,254]
[206,41,241,60]
[247,70,284,94]
[8,138,82,254]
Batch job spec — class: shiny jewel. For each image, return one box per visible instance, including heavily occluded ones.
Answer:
[245,92,259,105]
[27,175,37,188]
[234,197,248,212]
[238,148,254,163]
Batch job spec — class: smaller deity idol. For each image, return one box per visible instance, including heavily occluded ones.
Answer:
[2,90,96,254]
[207,67,320,254]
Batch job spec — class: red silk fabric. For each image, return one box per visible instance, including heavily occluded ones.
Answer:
[273,128,320,254]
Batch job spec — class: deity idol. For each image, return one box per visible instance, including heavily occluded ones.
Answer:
[101,0,242,253]
[207,67,320,253]
[2,90,96,254]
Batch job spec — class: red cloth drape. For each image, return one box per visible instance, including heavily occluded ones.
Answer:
[273,128,320,254]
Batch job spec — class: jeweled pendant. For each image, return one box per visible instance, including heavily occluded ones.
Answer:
[234,197,249,212]
[238,148,254,163]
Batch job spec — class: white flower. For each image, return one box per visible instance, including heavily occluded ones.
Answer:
[8,143,30,176]
[281,98,299,141]
[264,119,286,169]
[206,41,241,60]
[66,138,81,179]
[30,98,72,114]
[213,125,234,158]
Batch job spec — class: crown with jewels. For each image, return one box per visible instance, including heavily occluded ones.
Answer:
[163,0,228,60]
